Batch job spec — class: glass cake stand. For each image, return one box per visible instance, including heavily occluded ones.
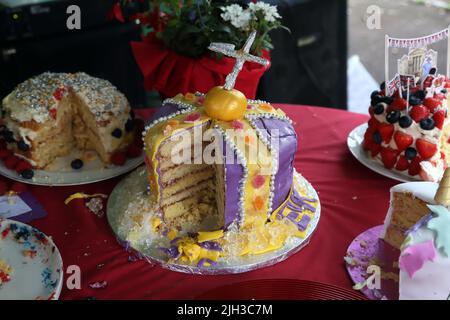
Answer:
[107,166,321,275]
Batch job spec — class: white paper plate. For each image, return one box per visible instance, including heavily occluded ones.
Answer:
[0,219,63,300]
[347,123,418,183]
[0,149,144,186]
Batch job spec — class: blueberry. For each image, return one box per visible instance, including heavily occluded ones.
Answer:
[442,88,448,94]
[373,131,382,144]
[20,169,34,179]
[380,81,386,91]
[386,110,400,124]
[399,116,413,128]
[413,90,426,100]
[125,119,135,132]
[17,140,30,151]
[3,130,14,143]
[111,128,122,138]
[370,90,380,100]
[371,94,383,105]
[420,118,435,130]
[382,96,394,105]
[71,159,84,169]
[405,148,417,160]
[373,103,385,115]
[409,96,422,106]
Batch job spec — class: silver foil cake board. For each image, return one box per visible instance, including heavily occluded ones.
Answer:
[107,166,321,275]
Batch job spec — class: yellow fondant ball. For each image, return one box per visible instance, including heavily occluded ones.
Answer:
[203,86,247,121]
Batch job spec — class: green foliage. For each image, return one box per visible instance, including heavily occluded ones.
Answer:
[120,0,286,57]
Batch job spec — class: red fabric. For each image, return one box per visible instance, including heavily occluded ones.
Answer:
[131,39,270,99]
[2,106,399,299]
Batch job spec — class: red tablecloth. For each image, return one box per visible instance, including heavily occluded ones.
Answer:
[2,105,398,299]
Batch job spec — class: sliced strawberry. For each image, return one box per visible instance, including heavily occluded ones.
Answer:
[390,98,407,111]
[408,156,422,176]
[15,160,32,174]
[410,105,430,122]
[370,143,382,157]
[380,147,398,169]
[423,97,441,112]
[395,155,409,171]
[368,117,380,130]
[111,151,127,166]
[433,110,445,130]
[416,139,437,160]
[394,131,413,151]
[4,155,20,170]
[378,123,394,143]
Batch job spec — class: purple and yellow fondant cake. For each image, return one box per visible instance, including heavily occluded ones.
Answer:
[140,89,318,265]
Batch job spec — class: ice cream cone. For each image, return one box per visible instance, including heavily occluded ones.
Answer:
[435,168,450,206]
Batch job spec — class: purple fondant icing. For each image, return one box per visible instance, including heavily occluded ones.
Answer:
[252,118,297,211]
[297,215,311,231]
[150,103,184,122]
[223,139,244,228]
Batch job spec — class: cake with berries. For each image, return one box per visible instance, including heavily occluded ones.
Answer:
[132,86,319,267]
[363,79,450,182]
[0,72,139,177]
[0,259,12,287]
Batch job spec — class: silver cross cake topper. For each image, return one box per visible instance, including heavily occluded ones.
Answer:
[208,30,270,91]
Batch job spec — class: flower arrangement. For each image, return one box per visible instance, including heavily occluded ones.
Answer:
[116,0,285,57]
[112,0,285,99]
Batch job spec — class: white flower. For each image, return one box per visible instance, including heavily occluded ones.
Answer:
[221,4,251,29]
[248,1,281,22]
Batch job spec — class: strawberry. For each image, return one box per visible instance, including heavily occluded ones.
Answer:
[0,149,11,159]
[416,139,437,160]
[434,93,446,101]
[408,156,422,176]
[395,155,409,171]
[370,143,382,157]
[4,155,20,170]
[390,98,407,111]
[0,140,6,150]
[53,87,65,101]
[394,131,413,151]
[49,108,57,120]
[0,181,7,196]
[111,151,127,166]
[378,123,394,143]
[423,97,441,112]
[380,147,398,169]
[368,117,380,130]
[15,160,32,174]
[369,106,374,117]
[363,137,373,151]
[433,110,445,130]
[410,105,430,122]
[126,144,141,158]
[11,182,27,193]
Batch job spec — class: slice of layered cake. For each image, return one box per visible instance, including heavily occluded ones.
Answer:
[0,72,137,176]
[382,182,439,248]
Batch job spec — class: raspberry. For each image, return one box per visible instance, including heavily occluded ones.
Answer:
[111,152,127,166]
[15,160,32,174]
[4,155,20,170]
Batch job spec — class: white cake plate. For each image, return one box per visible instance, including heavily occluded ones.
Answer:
[347,123,418,183]
[0,150,144,186]
[0,219,63,300]
[107,166,321,275]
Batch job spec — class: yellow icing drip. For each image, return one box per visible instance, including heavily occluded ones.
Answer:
[197,230,224,242]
